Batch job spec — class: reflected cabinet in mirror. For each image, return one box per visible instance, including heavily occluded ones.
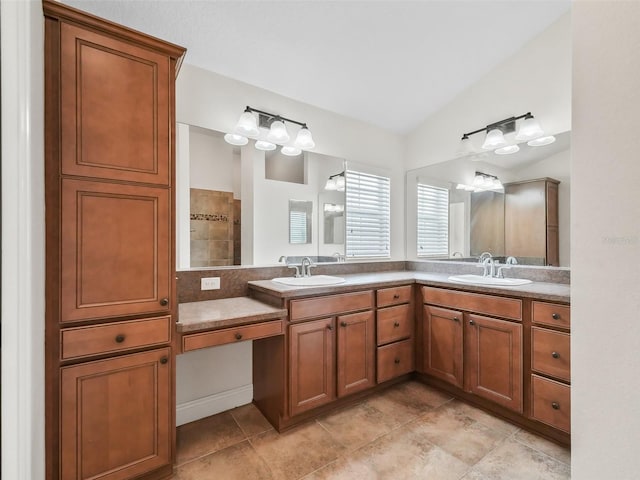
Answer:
[176,123,346,268]
[407,131,570,267]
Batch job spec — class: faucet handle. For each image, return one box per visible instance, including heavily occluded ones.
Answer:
[287,264,302,278]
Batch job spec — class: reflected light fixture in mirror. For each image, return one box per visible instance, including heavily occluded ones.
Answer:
[224,105,316,155]
[324,171,345,191]
[459,111,556,157]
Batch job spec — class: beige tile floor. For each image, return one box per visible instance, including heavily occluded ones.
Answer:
[172,381,570,479]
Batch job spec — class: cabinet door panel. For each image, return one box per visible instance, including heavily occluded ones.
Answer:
[337,310,375,397]
[60,348,172,480]
[290,318,335,416]
[423,305,463,388]
[60,23,170,185]
[61,179,170,322]
[465,314,523,413]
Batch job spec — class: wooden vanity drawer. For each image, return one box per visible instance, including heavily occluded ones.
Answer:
[377,338,414,383]
[60,316,171,360]
[422,286,522,321]
[531,374,571,433]
[377,285,412,308]
[182,320,283,352]
[377,304,412,345]
[532,302,571,329]
[290,291,374,321]
[532,327,571,381]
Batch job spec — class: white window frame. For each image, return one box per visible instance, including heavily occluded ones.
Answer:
[345,170,391,259]
[417,182,449,257]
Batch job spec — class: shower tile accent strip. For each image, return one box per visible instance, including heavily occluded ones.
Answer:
[190,213,229,222]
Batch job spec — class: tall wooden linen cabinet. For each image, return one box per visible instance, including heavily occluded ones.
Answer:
[44,2,185,479]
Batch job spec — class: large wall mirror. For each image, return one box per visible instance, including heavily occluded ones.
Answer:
[176,124,346,269]
[406,131,571,267]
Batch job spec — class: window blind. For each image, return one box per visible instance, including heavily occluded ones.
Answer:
[345,170,391,258]
[417,183,449,257]
[289,210,308,244]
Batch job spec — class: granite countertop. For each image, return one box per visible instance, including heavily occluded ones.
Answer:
[177,297,288,333]
[248,271,570,303]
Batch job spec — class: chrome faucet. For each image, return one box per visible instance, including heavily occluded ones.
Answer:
[497,256,518,278]
[477,251,492,263]
[300,256,315,277]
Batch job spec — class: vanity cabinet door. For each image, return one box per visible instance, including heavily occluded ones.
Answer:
[60,179,171,323]
[289,318,336,416]
[336,311,375,397]
[465,314,523,413]
[59,22,172,185]
[423,305,464,388]
[60,348,172,480]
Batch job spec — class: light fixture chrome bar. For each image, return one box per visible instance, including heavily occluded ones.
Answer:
[244,105,308,128]
[461,112,533,140]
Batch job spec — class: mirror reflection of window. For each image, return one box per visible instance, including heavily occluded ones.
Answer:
[345,170,390,258]
[289,200,313,244]
[323,203,345,244]
[417,183,449,257]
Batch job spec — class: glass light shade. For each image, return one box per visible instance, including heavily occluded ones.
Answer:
[495,144,520,155]
[281,145,302,156]
[491,178,503,189]
[266,120,290,143]
[254,140,276,151]
[325,178,337,191]
[294,127,315,150]
[335,175,345,191]
[515,116,544,141]
[456,136,475,157]
[527,135,556,147]
[223,133,248,146]
[235,111,259,137]
[472,174,486,188]
[481,129,507,149]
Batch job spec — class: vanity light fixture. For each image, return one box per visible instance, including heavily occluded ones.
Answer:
[458,112,556,157]
[470,171,503,191]
[224,105,316,154]
[324,171,345,191]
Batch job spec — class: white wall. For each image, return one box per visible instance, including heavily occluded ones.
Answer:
[405,13,571,171]
[1,1,46,479]
[572,2,640,478]
[189,126,239,196]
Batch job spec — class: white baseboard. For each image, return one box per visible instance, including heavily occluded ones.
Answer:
[176,384,253,426]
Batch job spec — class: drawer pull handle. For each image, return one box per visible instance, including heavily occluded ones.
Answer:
[551,402,560,410]
[341,321,348,327]
[469,319,475,325]
[394,321,400,327]
[552,313,560,320]
[327,325,333,331]
[115,334,125,343]
[235,333,243,340]
[160,298,169,307]
[551,351,560,359]
[393,294,400,299]
[453,317,460,322]
[160,356,168,365]
[394,358,400,364]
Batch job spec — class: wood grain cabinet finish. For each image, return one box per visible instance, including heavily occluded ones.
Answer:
[289,318,336,416]
[376,285,412,308]
[59,22,172,185]
[377,304,412,345]
[377,338,414,383]
[60,316,171,360]
[45,2,185,479]
[289,291,374,322]
[504,178,560,266]
[182,320,283,353]
[337,311,376,397]
[532,327,571,382]
[465,313,523,412]
[60,179,171,323]
[532,301,571,329]
[60,348,172,480]
[423,305,464,388]
[531,374,571,433]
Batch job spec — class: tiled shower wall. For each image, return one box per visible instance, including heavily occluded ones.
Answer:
[190,188,240,267]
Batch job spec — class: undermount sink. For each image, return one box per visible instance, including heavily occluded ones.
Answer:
[447,274,533,287]
[272,275,346,287]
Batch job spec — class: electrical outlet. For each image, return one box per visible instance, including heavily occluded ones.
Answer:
[201,277,221,290]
